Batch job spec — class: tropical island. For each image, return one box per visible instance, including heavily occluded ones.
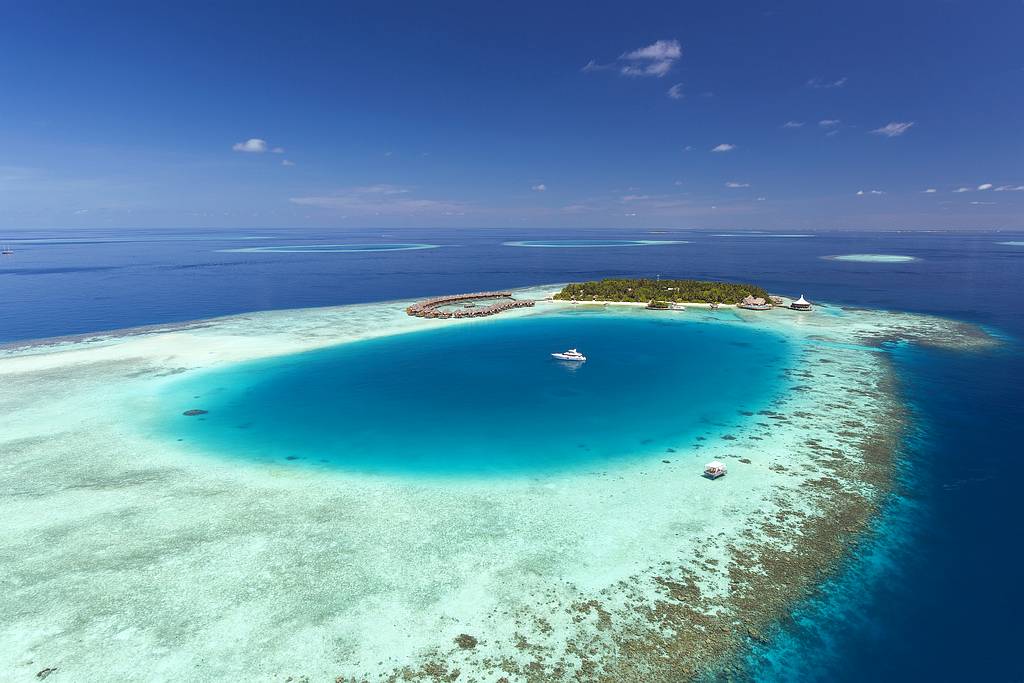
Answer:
[554,278,772,305]
[0,283,1002,682]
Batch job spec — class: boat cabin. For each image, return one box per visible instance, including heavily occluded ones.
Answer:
[704,461,727,479]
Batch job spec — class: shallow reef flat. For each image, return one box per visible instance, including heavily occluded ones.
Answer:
[826,254,918,263]
[0,287,999,681]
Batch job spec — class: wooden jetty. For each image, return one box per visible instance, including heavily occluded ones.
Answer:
[406,291,535,319]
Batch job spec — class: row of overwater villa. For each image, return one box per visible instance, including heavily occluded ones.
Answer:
[738,294,812,311]
[406,291,536,319]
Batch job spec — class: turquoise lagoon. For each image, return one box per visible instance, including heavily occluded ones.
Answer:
[159,310,790,477]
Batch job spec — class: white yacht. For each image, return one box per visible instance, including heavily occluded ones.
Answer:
[704,461,727,479]
[551,348,586,362]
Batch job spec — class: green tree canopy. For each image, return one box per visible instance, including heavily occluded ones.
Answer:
[554,278,771,304]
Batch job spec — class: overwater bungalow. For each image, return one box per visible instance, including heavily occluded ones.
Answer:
[738,295,772,311]
[790,295,812,311]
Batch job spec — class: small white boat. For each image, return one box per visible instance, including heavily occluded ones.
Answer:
[704,460,727,479]
[551,348,586,362]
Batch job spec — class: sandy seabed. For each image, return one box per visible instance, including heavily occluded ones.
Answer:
[0,286,998,682]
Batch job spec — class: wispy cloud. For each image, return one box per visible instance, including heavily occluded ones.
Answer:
[871,121,915,137]
[818,119,841,128]
[970,201,996,205]
[583,39,682,79]
[994,184,1024,192]
[281,159,296,167]
[807,76,848,89]
[667,83,684,99]
[922,188,937,193]
[271,147,285,154]
[856,189,885,196]
[711,143,736,153]
[531,183,547,192]
[620,40,682,77]
[232,138,269,153]
[953,187,971,193]
[725,181,750,188]
[977,183,993,190]
[782,121,804,128]
[290,184,467,215]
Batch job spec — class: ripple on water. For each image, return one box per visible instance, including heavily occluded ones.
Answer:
[826,254,918,263]
[503,239,687,248]
[712,233,815,238]
[218,243,440,253]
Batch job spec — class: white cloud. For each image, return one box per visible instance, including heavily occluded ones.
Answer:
[281,159,295,167]
[977,183,993,190]
[711,143,736,152]
[271,147,285,154]
[623,39,682,62]
[807,76,848,89]
[586,39,682,79]
[995,184,1024,192]
[531,183,547,192]
[290,184,466,215]
[232,138,268,153]
[818,119,841,128]
[782,121,804,128]
[871,121,915,137]
[682,145,694,152]
[970,201,996,205]
[725,181,750,188]
[620,39,681,78]
[953,187,971,193]
[922,188,937,193]
[667,83,684,99]
[856,189,885,196]
[756,196,767,201]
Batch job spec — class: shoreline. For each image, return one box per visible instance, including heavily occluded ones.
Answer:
[0,286,999,681]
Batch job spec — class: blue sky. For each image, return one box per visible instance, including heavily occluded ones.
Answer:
[1,1,1022,230]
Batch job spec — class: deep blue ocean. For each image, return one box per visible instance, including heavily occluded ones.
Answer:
[1,227,1021,680]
